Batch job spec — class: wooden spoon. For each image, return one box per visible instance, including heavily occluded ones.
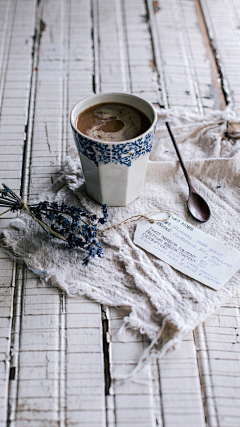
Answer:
[166,121,211,223]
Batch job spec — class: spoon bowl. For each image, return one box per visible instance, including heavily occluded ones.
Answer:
[166,121,211,223]
[188,188,211,223]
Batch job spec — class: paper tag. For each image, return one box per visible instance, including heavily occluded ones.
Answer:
[133,213,240,290]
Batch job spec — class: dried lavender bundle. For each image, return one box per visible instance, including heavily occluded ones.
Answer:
[0,184,108,265]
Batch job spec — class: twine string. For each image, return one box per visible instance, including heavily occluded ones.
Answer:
[0,208,12,217]
[99,210,171,234]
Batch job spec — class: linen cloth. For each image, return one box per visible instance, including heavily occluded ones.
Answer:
[2,106,240,376]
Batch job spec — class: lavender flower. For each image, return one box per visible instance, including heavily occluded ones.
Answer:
[0,183,108,266]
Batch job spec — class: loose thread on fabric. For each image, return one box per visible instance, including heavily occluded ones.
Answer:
[113,320,168,382]
[99,210,171,235]
[113,315,183,382]
[27,266,48,275]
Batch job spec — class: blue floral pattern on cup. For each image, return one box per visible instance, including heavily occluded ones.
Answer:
[73,131,111,166]
[72,124,156,167]
[112,127,156,167]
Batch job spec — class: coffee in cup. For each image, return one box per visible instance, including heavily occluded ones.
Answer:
[75,102,151,142]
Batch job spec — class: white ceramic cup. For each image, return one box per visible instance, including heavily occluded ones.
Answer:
[70,93,157,206]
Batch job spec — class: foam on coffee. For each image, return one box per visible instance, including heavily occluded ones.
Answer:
[76,102,151,142]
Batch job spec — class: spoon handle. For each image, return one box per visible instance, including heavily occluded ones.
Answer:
[165,121,193,189]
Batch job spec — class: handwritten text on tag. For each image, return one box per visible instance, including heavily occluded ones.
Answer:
[134,214,240,290]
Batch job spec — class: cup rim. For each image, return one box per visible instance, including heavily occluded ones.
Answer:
[70,92,158,146]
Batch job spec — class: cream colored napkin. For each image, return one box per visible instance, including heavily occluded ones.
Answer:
[2,107,240,377]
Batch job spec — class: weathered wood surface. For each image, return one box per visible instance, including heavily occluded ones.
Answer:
[0,0,240,426]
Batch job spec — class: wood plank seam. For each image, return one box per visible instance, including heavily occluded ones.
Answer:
[146,0,170,108]
[198,0,232,107]
[102,307,111,397]
[149,362,163,426]
[119,0,133,94]
[59,294,66,427]
[61,0,70,162]
[114,0,131,92]
[7,265,25,426]
[156,360,165,427]
[66,2,107,425]
[21,1,44,202]
[5,262,16,426]
[173,0,204,114]
[59,1,70,424]
[193,0,226,111]
[92,2,117,424]
[0,0,16,117]
[91,0,100,94]
[194,325,219,427]
[0,3,18,423]
[6,1,43,425]
[102,306,116,426]
[144,0,163,106]
[92,1,166,424]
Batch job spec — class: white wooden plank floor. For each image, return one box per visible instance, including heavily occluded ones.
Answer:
[0,1,240,426]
